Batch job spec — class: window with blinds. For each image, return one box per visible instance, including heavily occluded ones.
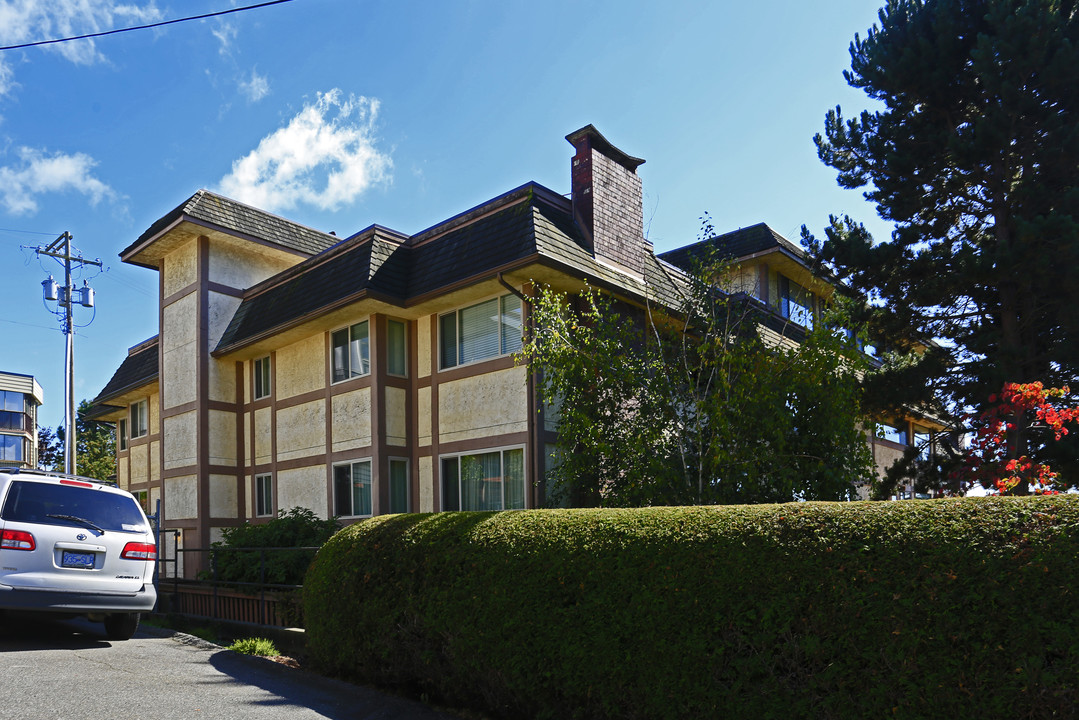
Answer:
[440,294,523,369]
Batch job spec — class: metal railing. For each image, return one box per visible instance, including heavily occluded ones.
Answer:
[155,530,319,628]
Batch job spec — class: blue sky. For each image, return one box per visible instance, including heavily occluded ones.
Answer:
[0,0,892,431]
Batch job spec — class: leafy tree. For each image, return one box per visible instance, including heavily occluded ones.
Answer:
[519,263,873,507]
[803,0,1079,494]
[55,399,117,480]
[36,425,63,471]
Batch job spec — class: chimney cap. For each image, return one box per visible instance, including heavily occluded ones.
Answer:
[566,124,645,172]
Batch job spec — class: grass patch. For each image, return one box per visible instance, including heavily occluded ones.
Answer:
[229,637,279,657]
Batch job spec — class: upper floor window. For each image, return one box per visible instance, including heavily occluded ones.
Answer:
[440,294,522,369]
[254,356,271,400]
[875,420,907,446]
[331,320,370,383]
[0,390,28,414]
[130,399,148,439]
[780,276,814,329]
[387,319,407,376]
[118,418,128,451]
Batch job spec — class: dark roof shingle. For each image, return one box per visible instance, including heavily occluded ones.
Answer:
[92,338,159,403]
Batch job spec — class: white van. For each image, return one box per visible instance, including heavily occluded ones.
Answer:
[0,469,157,640]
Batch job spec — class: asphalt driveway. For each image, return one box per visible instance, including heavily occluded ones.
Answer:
[0,616,459,720]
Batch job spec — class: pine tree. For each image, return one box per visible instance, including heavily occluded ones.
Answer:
[805,0,1079,493]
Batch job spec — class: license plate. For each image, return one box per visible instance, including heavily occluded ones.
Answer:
[61,551,96,569]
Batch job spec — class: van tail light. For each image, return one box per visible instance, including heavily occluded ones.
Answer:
[1,529,35,551]
[59,479,94,488]
[120,542,157,561]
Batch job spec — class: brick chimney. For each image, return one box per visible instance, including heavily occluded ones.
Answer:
[566,125,648,278]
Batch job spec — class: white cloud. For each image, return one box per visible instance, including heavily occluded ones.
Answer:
[239,69,270,103]
[211,20,237,55]
[0,0,164,97]
[218,89,392,213]
[0,146,118,215]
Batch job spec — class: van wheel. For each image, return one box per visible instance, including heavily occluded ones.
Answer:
[103,613,140,641]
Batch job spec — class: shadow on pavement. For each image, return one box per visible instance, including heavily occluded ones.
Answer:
[0,614,112,651]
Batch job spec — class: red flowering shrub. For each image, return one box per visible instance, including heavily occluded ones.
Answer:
[958,382,1079,493]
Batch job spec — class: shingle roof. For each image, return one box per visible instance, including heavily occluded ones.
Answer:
[213,182,691,354]
[92,337,159,404]
[658,222,802,271]
[121,190,340,264]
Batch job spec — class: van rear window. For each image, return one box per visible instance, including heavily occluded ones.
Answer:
[0,481,147,533]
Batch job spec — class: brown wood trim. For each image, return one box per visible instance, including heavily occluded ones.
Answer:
[157,259,168,524]
[323,330,334,519]
[429,313,441,511]
[161,466,199,479]
[235,361,246,520]
[206,399,241,414]
[162,401,198,419]
[206,281,244,299]
[162,282,198,309]
[371,313,386,516]
[436,433,529,457]
[197,235,211,550]
[409,317,420,513]
[433,354,517,383]
[267,387,326,412]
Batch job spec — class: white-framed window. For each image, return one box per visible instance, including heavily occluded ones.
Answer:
[118,418,128,451]
[333,459,372,517]
[875,420,907,446]
[130,399,148,439]
[439,294,522,369]
[387,319,407,377]
[255,473,273,517]
[331,321,370,383]
[389,457,409,513]
[254,356,271,400]
[441,447,525,511]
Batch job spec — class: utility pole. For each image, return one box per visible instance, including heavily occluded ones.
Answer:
[37,232,101,475]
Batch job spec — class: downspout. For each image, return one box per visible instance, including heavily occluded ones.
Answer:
[498,273,541,508]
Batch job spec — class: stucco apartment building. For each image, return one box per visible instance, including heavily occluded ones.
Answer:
[91,125,938,555]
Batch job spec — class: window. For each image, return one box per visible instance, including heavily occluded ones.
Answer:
[0,434,24,463]
[118,418,128,451]
[333,460,372,517]
[331,321,370,383]
[875,420,907,446]
[440,294,522,369]
[134,490,150,514]
[913,426,933,462]
[0,390,26,413]
[254,356,271,400]
[130,399,148,439]
[780,276,814,328]
[389,458,409,513]
[387,319,407,376]
[441,448,525,511]
[255,473,273,517]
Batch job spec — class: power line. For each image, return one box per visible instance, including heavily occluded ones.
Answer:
[0,0,299,52]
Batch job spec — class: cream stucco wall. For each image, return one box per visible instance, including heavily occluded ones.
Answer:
[130,444,148,484]
[208,291,243,355]
[118,457,129,488]
[163,411,197,470]
[208,358,236,405]
[209,474,238,517]
[208,409,237,466]
[253,407,271,465]
[208,239,297,291]
[162,239,198,298]
[278,466,328,517]
[331,388,371,453]
[149,440,160,485]
[276,334,325,399]
[418,387,432,446]
[439,366,528,444]
[244,475,253,518]
[386,386,407,446]
[417,315,431,378]
[164,475,197,520]
[162,293,198,409]
[276,400,326,462]
[419,455,433,513]
[149,391,161,434]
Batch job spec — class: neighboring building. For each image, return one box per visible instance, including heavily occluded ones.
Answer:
[90,125,944,562]
[661,223,948,493]
[0,371,43,469]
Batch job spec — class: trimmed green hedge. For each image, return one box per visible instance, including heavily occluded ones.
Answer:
[304,498,1079,719]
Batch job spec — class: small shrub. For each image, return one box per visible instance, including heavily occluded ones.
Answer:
[229,637,279,657]
[211,507,340,586]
